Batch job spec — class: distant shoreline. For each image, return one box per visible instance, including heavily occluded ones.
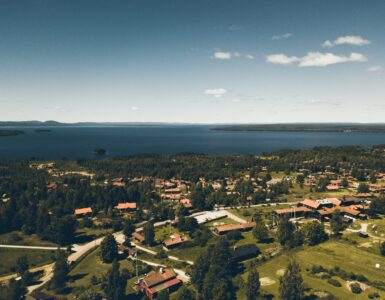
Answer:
[211,124,385,133]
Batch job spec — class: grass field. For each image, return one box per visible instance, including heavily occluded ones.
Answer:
[367,218,385,238]
[0,231,58,247]
[42,247,142,299]
[155,225,184,242]
[0,248,55,275]
[237,240,385,299]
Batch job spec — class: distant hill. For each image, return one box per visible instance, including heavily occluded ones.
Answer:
[0,121,195,127]
[212,123,385,133]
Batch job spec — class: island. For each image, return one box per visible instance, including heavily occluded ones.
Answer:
[94,148,107,156]
[0,129,25,137]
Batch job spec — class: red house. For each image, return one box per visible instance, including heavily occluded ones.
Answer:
[137,267,182,299]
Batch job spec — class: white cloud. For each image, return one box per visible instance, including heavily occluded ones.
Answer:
[204,88,227,98]
[298,52,367,67]
[214,51,232,60]
[214,51,254,60]
[366,65,383,73]
[267,52,367,67]
[322,35,370,48]
[271,33,292,40]
[266,54,299,65]
[131,106,139,111]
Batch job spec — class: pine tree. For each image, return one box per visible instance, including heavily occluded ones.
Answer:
[144,221,155,246]
[330,211,345,236]
[104,261,127,300]
[246,266,260,300]
[175,286,196,300]
[50,251,69,291]
[6,278,27,300]
[100,234,118,263]
[279,260,304,300]
[123,219,135,244]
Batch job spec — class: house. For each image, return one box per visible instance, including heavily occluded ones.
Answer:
[133,230,145,243]
[179,198,193,209]
[111,177,125,187]
[74,207,92,217]
[300,198,334,210]
[115,202,137,212]
[274,207,311,218]
[137,267,182,300]
[46,182,58,191]
[163,233,189,249]
[213,222,255,235]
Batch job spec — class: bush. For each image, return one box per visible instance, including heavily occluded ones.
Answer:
[327,278,341,287]
[368,292,380,299]
[310,265,327,274]
[350,282,362,294]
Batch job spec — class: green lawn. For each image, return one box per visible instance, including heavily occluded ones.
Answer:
[205,217,238,228]
[155,225,183,242]
[238,240,385,299]
[367,218,385,237]
[0,231,58,247]
[41,247,142,299]
[0,248,55,275]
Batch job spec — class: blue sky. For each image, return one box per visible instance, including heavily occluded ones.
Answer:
[0,0,384,123]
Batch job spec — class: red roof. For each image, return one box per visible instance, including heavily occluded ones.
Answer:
[74,207,92,215]
[275,207,311,215]
[301,199,320,209]
[115,202,137,210]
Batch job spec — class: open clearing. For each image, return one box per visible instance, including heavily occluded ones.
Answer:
[239,240,385,299]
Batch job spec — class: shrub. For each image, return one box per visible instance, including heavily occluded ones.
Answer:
[310,265,326,274]
[368,292,380,299]
[327,278,341,287]
[350,282,362,294]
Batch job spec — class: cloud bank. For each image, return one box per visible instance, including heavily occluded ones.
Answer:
[204,88,227,98]
[322,35,370,48]
[266,52,367,67]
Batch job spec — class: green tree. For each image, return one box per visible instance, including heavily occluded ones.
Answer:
[252,222,269,243]
[357,183,370,193]
[6,278,27,300]
[104,261,127,300]
[330,211,346,236]
[100,234,118,263]
[15,256,29,276]
[157,290,170,300]
[175,286,196,300]
[212,279,234,300]
[341,178,349,188]
[303,221,328,245]
[380,241,385,256]
[277,218,303,249]
[144,221,155,246]
[279,260,304,300]
[245,266,260,300]
[50,251,69,291]
[55,215,78,245]
[123,219,135,244]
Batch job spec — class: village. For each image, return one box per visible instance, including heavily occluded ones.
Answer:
[1,153,385,300]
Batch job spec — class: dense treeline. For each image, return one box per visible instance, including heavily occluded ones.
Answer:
[1,145,385,245]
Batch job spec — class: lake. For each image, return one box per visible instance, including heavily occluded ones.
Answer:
[0,125,385,159]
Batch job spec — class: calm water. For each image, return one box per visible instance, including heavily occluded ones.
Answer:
[1,125,385,159]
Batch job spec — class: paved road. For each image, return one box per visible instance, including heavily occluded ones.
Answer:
[0,245,66,251]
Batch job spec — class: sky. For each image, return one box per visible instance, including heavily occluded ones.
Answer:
[0,0,384,123]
